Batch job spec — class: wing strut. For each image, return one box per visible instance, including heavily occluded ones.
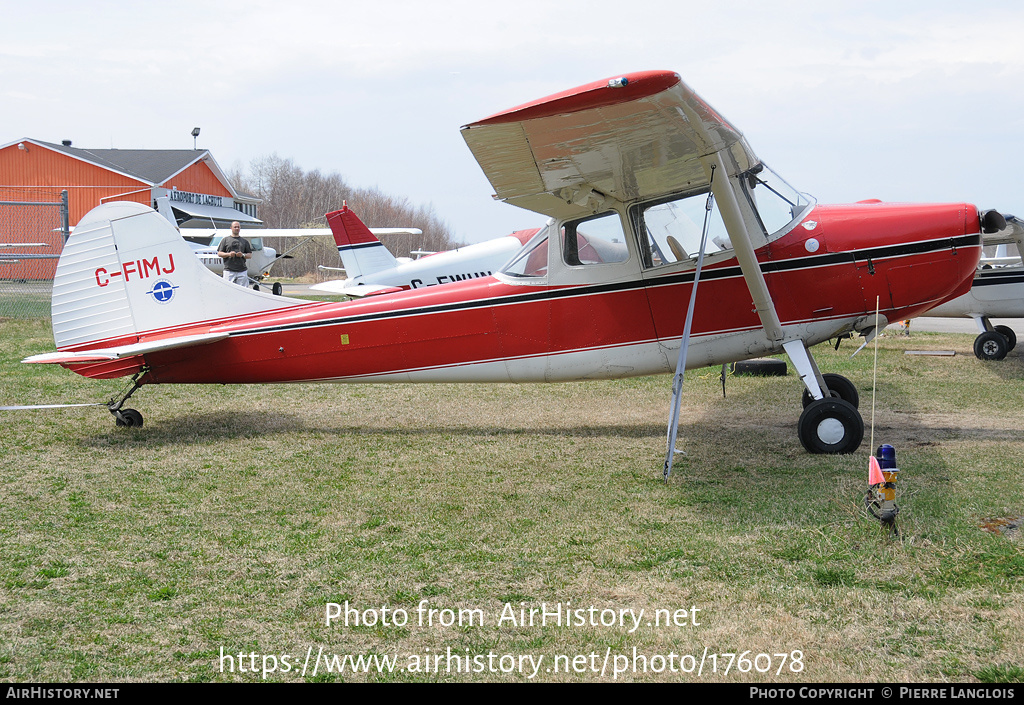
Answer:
[663,167,716,482]
[704,150,784,342]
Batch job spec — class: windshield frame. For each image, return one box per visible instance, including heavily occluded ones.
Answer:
[498,221,553,280]
[739,163,815,240]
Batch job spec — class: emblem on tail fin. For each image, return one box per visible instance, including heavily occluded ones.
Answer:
[146,279,179,304]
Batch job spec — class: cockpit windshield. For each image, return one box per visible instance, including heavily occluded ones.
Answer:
[742,164,813,237]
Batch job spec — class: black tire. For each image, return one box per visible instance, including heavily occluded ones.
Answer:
[974,331,1008,361]
[252,283,260,291]
[801,373,859,409]
[115,409,144,428]
[732,357,788,376]
[272,282,283,296]
[798,398,863,454]
[994,325,1017,352]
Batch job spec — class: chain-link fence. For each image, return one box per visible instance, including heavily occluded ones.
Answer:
[0,189,68,320]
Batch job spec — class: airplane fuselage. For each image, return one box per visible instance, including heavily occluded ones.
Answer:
[924,265,1024,319]
[315,231,536,295]
[65,201,980,386]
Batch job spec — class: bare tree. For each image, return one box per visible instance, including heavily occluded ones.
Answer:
[231,155,458,279]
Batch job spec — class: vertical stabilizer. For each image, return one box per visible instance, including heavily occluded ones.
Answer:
[52,202,304,349]
[326,206,399,281]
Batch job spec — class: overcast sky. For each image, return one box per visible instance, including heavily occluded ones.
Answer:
[4,1,1024,242]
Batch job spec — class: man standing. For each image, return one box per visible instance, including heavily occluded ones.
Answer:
[217,221,252,287]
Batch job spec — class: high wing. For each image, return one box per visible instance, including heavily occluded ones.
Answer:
[462,70,826,474]
[460,71,758,221]
[463,70,783,350]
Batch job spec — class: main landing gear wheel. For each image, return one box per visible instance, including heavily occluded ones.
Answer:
[272,282,283,296]
[974,331,1008,361]
[994,325,1017,352]
[801,373,860,409]
[798,398,863,454]
[114,408,144,428]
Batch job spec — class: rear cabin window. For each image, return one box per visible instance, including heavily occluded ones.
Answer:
[561,211,629,267]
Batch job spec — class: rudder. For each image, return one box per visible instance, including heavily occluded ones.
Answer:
[52,202,303,349]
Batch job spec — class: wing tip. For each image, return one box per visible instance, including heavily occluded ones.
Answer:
[464,70,681,128]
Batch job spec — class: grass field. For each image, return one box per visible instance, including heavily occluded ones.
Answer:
[1,317,1022,682]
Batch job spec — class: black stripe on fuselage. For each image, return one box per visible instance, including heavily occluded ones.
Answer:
[974,268,1024,287]
[236,233,982,337]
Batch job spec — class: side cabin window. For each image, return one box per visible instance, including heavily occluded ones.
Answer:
[632,191,731,269]
[561,211,629,267]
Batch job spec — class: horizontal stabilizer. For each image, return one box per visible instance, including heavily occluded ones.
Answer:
[0,402,106,411]
[338,285,404,298]
[23,332,230,365]
[308,281,404,297]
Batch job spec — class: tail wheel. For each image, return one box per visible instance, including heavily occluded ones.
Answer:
[798,398,863,454]
[801,373,859,409]
[114,409,144,428]
[994,325,1017,352]
[974,331,1008,361]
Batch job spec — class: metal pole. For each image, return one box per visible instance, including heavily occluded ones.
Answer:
[60,190,70,244]
[663,168,716,482]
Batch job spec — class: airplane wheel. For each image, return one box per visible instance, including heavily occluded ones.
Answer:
[801,373,859,409]
[994,325,1017,351]
[272,282,283,296]
[115,409,144,428]
[252,283,260,291]
[798,398,863,454]
[974,331,1008,361]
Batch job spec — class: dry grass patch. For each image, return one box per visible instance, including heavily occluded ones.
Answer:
[0,320,1022,681]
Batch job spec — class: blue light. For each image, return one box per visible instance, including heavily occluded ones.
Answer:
[875,444,897,469]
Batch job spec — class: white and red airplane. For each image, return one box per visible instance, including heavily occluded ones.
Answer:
[180,223,424,295]
[16,71,991,457]
[309,206,537,297]
[921,215,1024,359]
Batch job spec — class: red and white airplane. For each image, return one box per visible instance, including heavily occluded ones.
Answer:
[17,71,990,456]
[920,215,1024,360]
[309,205,537,297]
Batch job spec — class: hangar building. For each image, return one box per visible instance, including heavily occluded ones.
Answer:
[0,138,261,278]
